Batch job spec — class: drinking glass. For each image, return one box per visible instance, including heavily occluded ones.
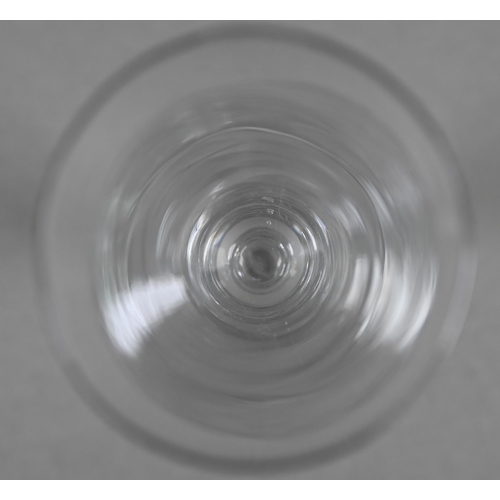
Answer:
[34,23,476,473]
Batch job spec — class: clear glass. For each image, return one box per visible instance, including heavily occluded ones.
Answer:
[34,23,476,473]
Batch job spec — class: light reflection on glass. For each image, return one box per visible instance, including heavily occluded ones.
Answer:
[104,276,186,357]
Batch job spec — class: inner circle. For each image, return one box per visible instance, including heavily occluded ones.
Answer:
[215,216,306,308]
[231,231,290,293]
[239,242,282,282]
[181,177,344,338]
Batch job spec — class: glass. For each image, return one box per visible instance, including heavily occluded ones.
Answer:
[34,23,476,473]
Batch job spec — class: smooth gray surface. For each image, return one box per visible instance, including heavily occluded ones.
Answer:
[1,21,499,479]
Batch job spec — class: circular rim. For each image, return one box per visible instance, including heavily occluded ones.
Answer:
[33,22,477,474]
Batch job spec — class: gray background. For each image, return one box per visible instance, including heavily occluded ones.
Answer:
[1,21,499,479]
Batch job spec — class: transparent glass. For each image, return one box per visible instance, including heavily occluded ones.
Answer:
[34,23,476,473]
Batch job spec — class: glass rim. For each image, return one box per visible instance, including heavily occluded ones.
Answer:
[33,22,477,474]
